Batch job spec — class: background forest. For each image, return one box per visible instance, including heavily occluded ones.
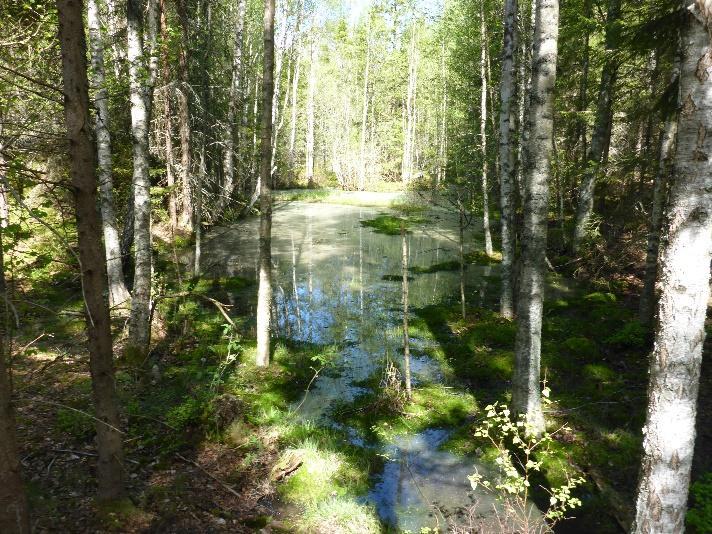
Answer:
[2,0,712,532]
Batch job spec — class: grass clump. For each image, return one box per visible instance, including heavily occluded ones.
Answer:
[361,214,409,235]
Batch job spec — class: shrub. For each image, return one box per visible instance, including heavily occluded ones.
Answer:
[688,473,712,533]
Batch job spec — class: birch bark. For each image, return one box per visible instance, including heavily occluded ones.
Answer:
[632,4,712,530]
[256,0,276,366]
[511,0,559,436]
[87,0,131,311]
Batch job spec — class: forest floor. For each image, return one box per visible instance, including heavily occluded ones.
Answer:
[11,191,712,533]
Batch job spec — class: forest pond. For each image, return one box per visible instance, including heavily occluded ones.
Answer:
[200,201,525,531]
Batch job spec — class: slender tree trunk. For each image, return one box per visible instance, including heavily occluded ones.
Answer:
[305,41,316,187]
[358,23,371,191]
[638,120,676,328]
[401,223,411,399]
[176,0,193,231]
[194,139,204,275]
[87,0,131,311]
[639,51,681,327]
[219,0,247,215]
[571,0,621,253]
[498,0,518,319]
[57,0,125,501]
[437,41,447,187]
[511,0,559,436]
[459,203,466,319]
[289,49,301,181]
[0,229,29,534]
[402,26,417,184]
[480,7,493,257]
[256,0,275,367]
[159,0,178,231]
[515,0,535,201]
[127,0,153,356]
[632,5,712,530]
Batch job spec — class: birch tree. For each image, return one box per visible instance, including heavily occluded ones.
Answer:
[498,0,518,319]
[57,0,125,501]
[87,0,131,311]
[256,0,276,366]
[480,5,493,257]
[511,0,560,436]
[126,0,153,356]
[632,3,712,530]
[305,40,316,187]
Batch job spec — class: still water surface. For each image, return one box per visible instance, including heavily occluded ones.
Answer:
[202,201,510,531]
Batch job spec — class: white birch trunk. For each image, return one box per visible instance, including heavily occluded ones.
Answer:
[498,0,518,319]
[289,48,301,181]
[401,224,411,399]
[87,0,131,312]
[358,25,371,192]
[480,7,493,257]
[305,42,316,187]
[632,5,712,530]
[127,0,153,355]
[256,0,275,366]
[511,0,559,436]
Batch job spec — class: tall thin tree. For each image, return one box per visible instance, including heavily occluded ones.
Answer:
[497,0,518,319]
[87,0,131,311]
[571,0,621,253]
[0,229,29,533]
[632,3,712,530]
[57,0,125,500]
[480,4,493,257]
[511,0,559,435]
[256,0,275,366]
[127,0,153,357]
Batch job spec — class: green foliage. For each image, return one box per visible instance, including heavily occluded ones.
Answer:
[471,401,585,526]
[688,473,712,533]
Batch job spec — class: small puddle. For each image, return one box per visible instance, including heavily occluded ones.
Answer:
[201,202,513,530]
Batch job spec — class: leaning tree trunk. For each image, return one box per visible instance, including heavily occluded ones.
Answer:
[127,0,153,357]
[219,0,247,216]
[571,0,621,253]
[87,0,132,312]
[0,230,29,533]
[256,0,275,367]
[498,0,518,319]
[57,0,125,501]
[632,4,712,531]
[511,0,559,436]
[480,5,493,257]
